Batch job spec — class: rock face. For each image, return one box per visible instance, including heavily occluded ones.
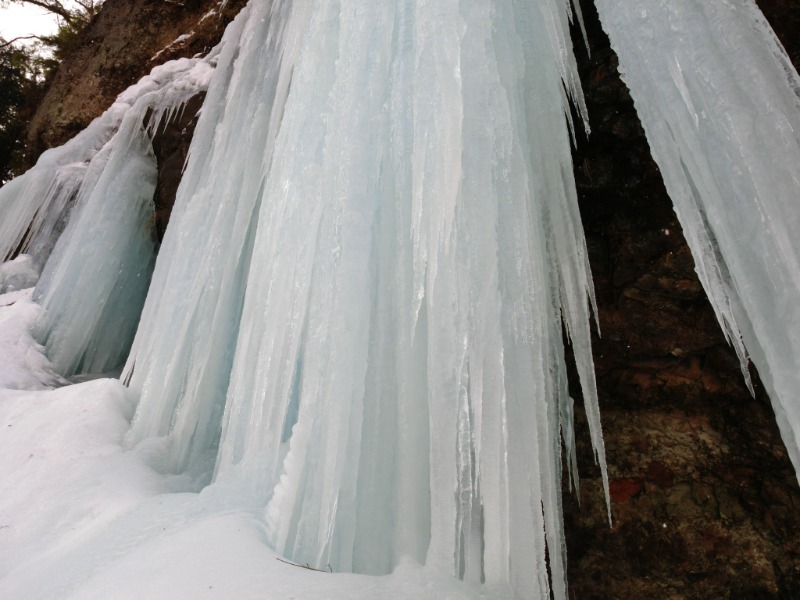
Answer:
[21,0,800,597]
[565,1,800,598]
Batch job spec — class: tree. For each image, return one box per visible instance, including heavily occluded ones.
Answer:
[0,1,103,31]
[0,41,43,183]
[0,1,103,181]
[0,2,103,61]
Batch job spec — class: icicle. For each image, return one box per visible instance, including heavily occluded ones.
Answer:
[21,53,224,379]
[594,0,800,482]
[113,0,606,597]
[33,119,158,377]
[0,53,215,268]
[124,0,305,480]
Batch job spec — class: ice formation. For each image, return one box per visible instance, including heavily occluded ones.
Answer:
[0,53,219,377]
[122,1,606,598]
[594,0,800,481]
[0,0,798,598]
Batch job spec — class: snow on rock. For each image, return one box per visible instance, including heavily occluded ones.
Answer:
[0,51,220,269]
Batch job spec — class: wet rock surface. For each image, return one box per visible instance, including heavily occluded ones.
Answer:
[565,1,800,598]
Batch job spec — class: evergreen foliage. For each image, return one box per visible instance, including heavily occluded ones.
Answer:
[0,1,103,181]
[0,42,43,183]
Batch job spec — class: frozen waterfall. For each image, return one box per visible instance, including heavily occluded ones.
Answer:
[0,0,799,598]
[123,1,606,597]
[0,53,218,377]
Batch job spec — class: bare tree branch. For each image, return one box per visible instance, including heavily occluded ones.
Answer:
[0,35,43,49]
[0,1,103,28]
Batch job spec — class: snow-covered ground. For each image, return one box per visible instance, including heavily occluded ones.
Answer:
[0,270,500,600]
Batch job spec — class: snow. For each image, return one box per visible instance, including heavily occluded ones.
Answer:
[151,32,197,62]
[0,289,65,390]
[0,285,493,600]
[0,255,39,295]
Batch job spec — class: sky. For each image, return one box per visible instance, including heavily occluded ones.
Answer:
[0,3,62,43]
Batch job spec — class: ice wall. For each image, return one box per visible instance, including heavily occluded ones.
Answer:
[33,124,157,377]
[31,56,218,377]
[594,0,800,480]
[124,1,607,598]
[0,55,212,266]
[123,1,297,477]
[0,52,221,377]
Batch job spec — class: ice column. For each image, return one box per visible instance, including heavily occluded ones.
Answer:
[25,56,221,376]
[123,0,307,478]
[33,122,157,377]
[0,140,106,267]
[110,1,612,598]
[594,0,800,479]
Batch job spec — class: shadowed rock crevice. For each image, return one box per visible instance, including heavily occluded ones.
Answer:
[149,93,205,243]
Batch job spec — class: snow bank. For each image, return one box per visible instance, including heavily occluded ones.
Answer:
[0,255,39,294]
[0,289,64,390]
[0,374,494,600]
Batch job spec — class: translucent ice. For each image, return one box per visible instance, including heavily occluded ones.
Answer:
[124,2,607,599]
[0,54,223,377]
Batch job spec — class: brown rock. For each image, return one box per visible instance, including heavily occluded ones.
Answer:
[565,1,800,598]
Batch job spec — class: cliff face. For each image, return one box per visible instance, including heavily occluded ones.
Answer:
[565,2,800,597]
[24,0,248,166]
[22,0,800,597]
